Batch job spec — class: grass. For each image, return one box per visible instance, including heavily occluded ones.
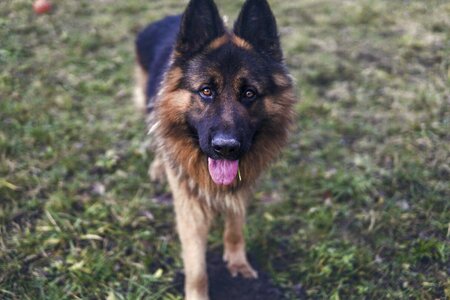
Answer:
[0,0,449,299]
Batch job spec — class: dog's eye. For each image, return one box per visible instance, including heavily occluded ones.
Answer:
[199,87,214,100]
[242,88,257,100]
[201,87,212,96]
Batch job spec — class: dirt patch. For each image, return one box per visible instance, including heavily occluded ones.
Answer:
[173,249,305,300]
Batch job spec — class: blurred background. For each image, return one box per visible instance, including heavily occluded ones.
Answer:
[0,0,449,299]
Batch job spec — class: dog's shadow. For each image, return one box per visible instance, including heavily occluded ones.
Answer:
[173,249,306,300]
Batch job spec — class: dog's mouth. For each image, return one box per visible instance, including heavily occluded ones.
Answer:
[207,158,239,186]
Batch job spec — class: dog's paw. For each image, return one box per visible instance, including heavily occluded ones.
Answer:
[148,157,166,183]
[227,261,258,279]
[223,250,258,279]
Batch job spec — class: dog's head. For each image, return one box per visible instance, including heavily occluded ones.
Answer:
[157,0,295,188]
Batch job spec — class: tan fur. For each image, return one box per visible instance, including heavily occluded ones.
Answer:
[208,35,229,50]
[223,208,258,278]
[231,35,252,50]
[133,64,148,113]
[207,34,253,51]
[166,165,211,300]
[149,153,166,183]
[272,73,291,88]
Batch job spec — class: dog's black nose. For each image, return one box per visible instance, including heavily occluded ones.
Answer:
[211,135,241,159]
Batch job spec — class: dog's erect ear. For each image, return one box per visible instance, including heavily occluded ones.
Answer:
[176,0,225,56]
[234,0,282,62]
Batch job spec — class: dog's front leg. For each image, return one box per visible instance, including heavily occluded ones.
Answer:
[223,210,258,279]
[166,168,211,300]
[175,196,210,300]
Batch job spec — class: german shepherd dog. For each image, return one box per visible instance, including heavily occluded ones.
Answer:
[134,0,295,298]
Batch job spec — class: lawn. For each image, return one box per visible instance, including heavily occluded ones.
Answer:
[0,0,449,299]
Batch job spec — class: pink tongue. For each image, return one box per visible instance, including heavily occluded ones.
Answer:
[208,158,239,185]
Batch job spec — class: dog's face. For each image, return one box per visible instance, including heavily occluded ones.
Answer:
[157,0,295,188]
[185,43,276,162]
